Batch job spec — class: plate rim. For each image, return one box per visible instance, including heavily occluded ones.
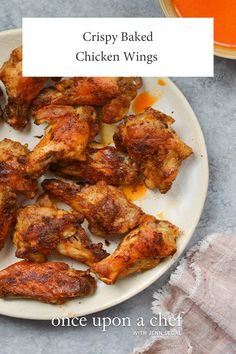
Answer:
[0,28,209,320]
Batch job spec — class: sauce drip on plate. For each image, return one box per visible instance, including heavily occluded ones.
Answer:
[132,91,159,114]
[158,79,166,86]
[172,0,236,47]
[123,181,147,201]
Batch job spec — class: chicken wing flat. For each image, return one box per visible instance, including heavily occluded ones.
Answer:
[92,216,180,284]
[42,179,144,237]
[0,138,38,198]
[27,105,98,177]
[0,47,47,129]
[32,77,142,123]
[0,261,96,304]
[114,108,193,193]
[101,77,142,123]
[13,195,108,265]
[52,145,138,186]
[0,186,17,251]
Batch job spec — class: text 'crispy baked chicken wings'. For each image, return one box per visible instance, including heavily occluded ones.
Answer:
[27,105,98,177]
[0,138,38,198]
[52,145,138,186]
[42,179,144,237]
[114,108,193,193]
[0,186,17,251]
[0,47,47,129]
[0,261,96,304]
[13,194,108,265]
[32,77,142,123]
[91,216,180,284]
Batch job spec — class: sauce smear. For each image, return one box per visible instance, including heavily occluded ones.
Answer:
[158,79,166,86]
[132,91,159,114]
[172,0,236,47]
[123,181,147,201]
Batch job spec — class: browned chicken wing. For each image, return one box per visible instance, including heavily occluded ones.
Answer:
[52,145,138,186]
[92,216,180,284]
[0,138,38,198]
[0,47,47,129]
[27,105,98,177]
[0,186,17,250]
[0,261,96,304]
[13,194,108,265]
[32,77,142,123]
[42,179,144,237]
[102,77,142,123]
[114,108,193,193]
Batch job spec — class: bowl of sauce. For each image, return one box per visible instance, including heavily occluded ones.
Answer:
[159,0,236,59]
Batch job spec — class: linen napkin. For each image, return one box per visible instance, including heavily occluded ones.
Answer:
[133,234,236,354]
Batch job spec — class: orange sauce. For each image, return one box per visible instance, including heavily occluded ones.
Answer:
[132,91,159,114]
[157,79,166,86]
[172,0,236,47]
[123,181,147,201]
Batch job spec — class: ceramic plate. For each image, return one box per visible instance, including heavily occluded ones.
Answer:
[0,29,208,320]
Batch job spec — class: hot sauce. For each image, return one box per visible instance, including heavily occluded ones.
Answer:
[157,79,166,86]
[132,91,159,114]
[172,0,236,47]
[123,181,147,201]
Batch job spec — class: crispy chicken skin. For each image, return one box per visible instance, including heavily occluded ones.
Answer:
[0,138,38,198]
[92,216,180,284]
[42,179,144,237]
[102,77,142,123]
[0,261,96,304]
[27,105,98,177]
[13,194,108,265]
[32,77,142,123]
[52,145,138,186]
[114,108,193,193]
[0,186,17,250]
[0,47,47,129]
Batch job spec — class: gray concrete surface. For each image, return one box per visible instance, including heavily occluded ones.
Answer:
[0,1,235,353]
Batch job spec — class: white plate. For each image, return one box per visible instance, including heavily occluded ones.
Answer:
[0,29,208,320]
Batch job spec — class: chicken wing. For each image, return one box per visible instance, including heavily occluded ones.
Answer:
[32,77,142,123]
[0,138,38,198]
[42,179,144,237]
[0,261,96,304]
[0,47,47,129]
[27,105,98,177]
[13,194,108,265]
[52,145,138,186]
[114,108,193,193]
[0,186,17,250]
[91,216,180,284]
[102,77,142,123]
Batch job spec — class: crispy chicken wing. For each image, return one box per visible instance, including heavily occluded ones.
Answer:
[52,145,138,186]
[0,138,38,198]
[13,194,108,265]
[42,179,144,237]
[0,47,47,129]
[114,108,193,193]
[27,105,98,177]
[0,261,96,304]
[92,216,180,284]
[102,77,142,123]
[32,77,142,123]
[0,186,17,250]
